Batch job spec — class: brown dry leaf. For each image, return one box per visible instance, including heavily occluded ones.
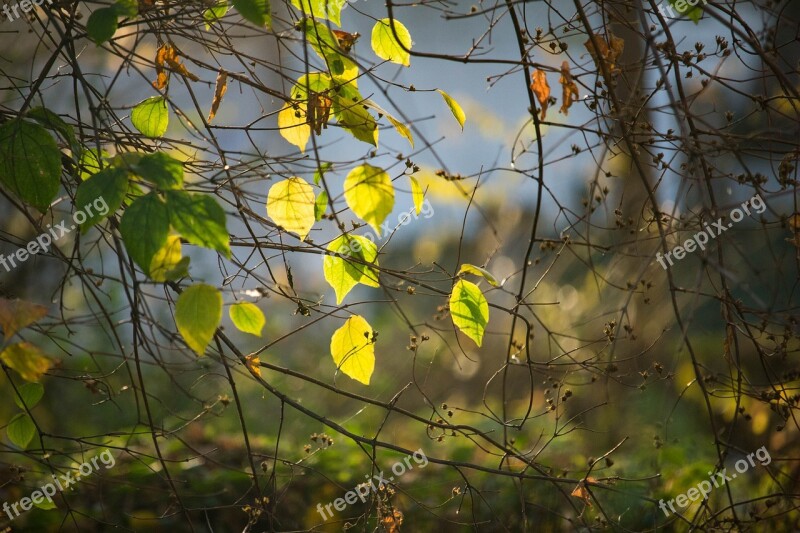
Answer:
[208,70,228,123]
[381,509,403,533]
[584,33,624,75]
[332,30,360,54]
[570,476,597,506]
[0,298,48,339]
[245,354,261,378]
[788,213,800,231]
[308,91,332,135]
[530,69,550,120]
[153,44,199,90]
[559,61,579,115]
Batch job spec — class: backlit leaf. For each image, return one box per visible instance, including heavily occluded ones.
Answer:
[75,166,129,230]
[0,342,54,382]
[208,71,228,122]
[131,96,169,138]
[315,190,328,221]
[7,413,36,449]
[332,83,377,146]
[119,192,170,275]
[204,0,229,28]
[166,191,231,257]
[363,100,413,148]
[278,102,311,152]
[230,302,265,337]
[437,90,466,130]
[233,0,270,27]
[343,164,394,235]
[0,119,61,212]
[0,299,48,339]
[175,284,223,356]
[27,107,78,152]
[266,177,316,241]
[371,18,412,67]
[458,263,500,287]
[449,279,489,347]
[149,235,189,282]
[559,61,579,115]
[132,152,184,190]
[301,19,359,84]
[14,383,44,410]
[323,234,379,304]
[291,0,343,26]
[330,315,375,385]
[530,69,550,120]
[78,148,109,180]
[409,176,424,215]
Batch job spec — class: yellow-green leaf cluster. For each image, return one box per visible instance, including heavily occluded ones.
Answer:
[371,18,412,67]
[323,234,380,304]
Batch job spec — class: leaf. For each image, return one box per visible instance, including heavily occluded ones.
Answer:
[323,234,379,304]
[371,18,412,67]
[308,91,333,135]
[437,90,466,130]
[165,191,231,257]
[7,413,36,449]
[314,162,333,186]
[331,83,378,146]
[409,176,424,215]
[119,192,170,275]
[301,19,359,84]
[245,354,262,377]
[78,148,109,181]
[175,284,223,356]
[584,33,624,75]
[667,0,703,22]
[0,119,61,212]
[111,0,138,17]
[208,71,229,122]
[343,164,394,235]
[14,383,44,410]
[332,29,359,53]
[0,299,48,339]
[149,235,189,282]
[0,342,54,382]
[74,166,129,230]
[133,152,184,190]
[458,263,500,287]
[531,69,550,120]
[230,302,265,337]
[266,177,316,241]
[315,190,328,221]
[278,102,311,152]
[291,0,343,26]
[27,107,77,151]
[559,61,579,116]
[152,44,199,90]
[204,0,229,28]
[571,477,597,506]
[330,315,375,385]
[86,7,118,45]
[232,0,270,28]
[363,100,413,148]
[131,96,169,138]
[449,279,489,347]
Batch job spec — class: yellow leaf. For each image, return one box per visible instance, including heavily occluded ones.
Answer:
[371,18,412,67]
[343,164,394,235]
[175,284,222,356]
[266,177,316,241]
[245,354,262,377]
[278,102,311,152]
[330,315,375,385]
[530,69,550,120]
[458,263,500,287]
[0,299,48,339]
[323,234,380,304]
[409,176,424,215]
[0,342,54,382]
[363,100,413,148]
[149,235,187,282]
[437,90,466,130]
[230,302,266,337]
[449,279,489,347]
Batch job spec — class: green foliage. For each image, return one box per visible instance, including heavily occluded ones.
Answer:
[291,0,343,26]
[449,279,489,347]
[86,8,119,45]
[371,18,412,66]
[229,302,266,337]
[7,413,36,449]
[0,119,61,212]
[175,284,223,355]
[119,192,170,274]
[203,0,229,28]
[75,167,129,230]
[131,97,169,138]
[232,0,270,28]
[26,107,78,152]
[166,191,231,257]
[133,152,184,190]
[323,234,379,304]
[14,383,44,410]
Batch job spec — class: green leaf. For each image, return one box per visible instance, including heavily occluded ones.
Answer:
[131,96,169,138]
[301,19,358,83]
[33,499,57,511]
[78,148,109,180]
[330,315,375,385]
[119,192,170,275]
[291,0,342,25]
[438,90,466,130]
[409,176,424,215]
[314,162,333,186]
[26,107,78,152]
[111,0,138,17]
[449,279,489,347]
[314,190,328,221]
[14,383,44,410]
[229,302,265,337]
[7,413,36,449]
[86,7,118,45]
[668,0,703,22]
[266,177,316,241]
[343,164,394,235]
[74,167,129,230]
[323,234,379,304]
[0,119,61,212]
[204,0,228,28]
[175,284,223,356]
[332,83,378,146]
[232,0,270,28]
[133,152,184,190]
[363,100,413,148]
[371,18,412,67]
[0,342,54,383]
[458,263,500,287]
[0,299,48,339]
[166,191,231,257]
[149,235,190,282]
